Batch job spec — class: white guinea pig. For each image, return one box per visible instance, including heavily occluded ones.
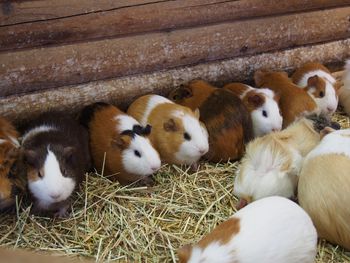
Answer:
[291,62,338,115]
[339,59,350,116]
[127,95,209,166]
[178,196,317,263]
[224,82,282,137]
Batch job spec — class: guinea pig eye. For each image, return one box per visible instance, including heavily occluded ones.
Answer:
[319,91,325,98]
[134,150,141,158]
[38,171,43,178]
[184,132,191,141]
[262,110,268,118]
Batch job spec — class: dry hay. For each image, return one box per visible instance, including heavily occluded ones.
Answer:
[0,112,350,262]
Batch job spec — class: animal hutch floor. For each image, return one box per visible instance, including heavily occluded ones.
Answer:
[1,111,350,263]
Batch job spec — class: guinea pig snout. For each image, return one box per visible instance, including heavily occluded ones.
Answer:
[49,192,62,200]
[327,106,335,113]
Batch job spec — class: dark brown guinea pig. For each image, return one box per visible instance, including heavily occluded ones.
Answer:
[21,113,91,217]
[0,117,25,210]
[169,80,253,162]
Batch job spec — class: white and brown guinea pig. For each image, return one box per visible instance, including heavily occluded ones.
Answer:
[169,80,253,162]
[223,82,282,137]
[292,62,339,115]
[254,70,319,128]
[21,113,91,217]
[79,102,161,186]
[339,59,350,116]
[127,94,209,166]
[0,117,24,210]
[298,127,350,250]
[233,115,338,209]
[178,196,317,263]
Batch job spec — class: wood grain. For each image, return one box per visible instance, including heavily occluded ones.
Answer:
[0,7,349,97]
[1,39,348,125]
[1,0,350,51]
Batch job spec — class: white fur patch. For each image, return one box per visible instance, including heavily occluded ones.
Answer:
[122,135,161,176]
[115,114,139,132]
[22,125,57,144]
[8,136,19,147]
[297,70,336,87]
[0,139,6,145]
[141,95,173,125]
[28,149,75,208]
[173,111,209,164]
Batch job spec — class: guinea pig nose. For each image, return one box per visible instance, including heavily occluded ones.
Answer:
[151,166,159,172]
[199,149,207,155]
[50,193,61,200]
[327,107,335,113]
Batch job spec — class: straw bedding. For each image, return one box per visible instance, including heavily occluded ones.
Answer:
[0,112,349,262]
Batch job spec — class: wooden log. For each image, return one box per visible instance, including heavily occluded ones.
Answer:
[0,7,349,97]
[1,0,350,51]
[1,39,349,125]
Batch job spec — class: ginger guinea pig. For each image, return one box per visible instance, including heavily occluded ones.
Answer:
[292,62,339,115]
[339,59,350,116]
[79,102,161,186]
[223,82,282,137]
[169,80,253,162]
[127,95,209,166]
[234,115,338,208]
[21,113,91,217]
[178,196,317,263]
[254,70,319,128]
[298,128,350,250]
[0,117,24,210]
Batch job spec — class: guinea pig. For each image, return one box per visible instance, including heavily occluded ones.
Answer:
[223,82,282,137]
[79,102,161,186]
[21,113,91,217]
[298,128,350,250]
[292,62,339,115]
[168,80,253,162]
[339,59,350,116]
[0,117,23,210]
[178,196,317,263]
[254,70,319,128]
[233,115,338,209]
[127,94,209,166]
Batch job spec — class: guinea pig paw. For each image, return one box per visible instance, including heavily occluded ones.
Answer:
[139,176,155,187]
[190,162,199,172]
[54,205,70,218]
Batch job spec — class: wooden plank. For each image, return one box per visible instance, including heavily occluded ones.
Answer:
[1,0,350,51]
[0,0,167,26]
[1,39,349,125]
[0,7,349,97]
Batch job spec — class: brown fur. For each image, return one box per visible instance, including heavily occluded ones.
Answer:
[254,70,318,128]
[291,62,331,84]
[128,95,199,164]
[169,80,253,162]
[298,154,350,250]
[223,82,249,97]
[88,105,150,185]
[178,217,240,263]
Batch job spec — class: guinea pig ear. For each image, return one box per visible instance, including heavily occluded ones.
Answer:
[63,147,75,162]
[194,108,200,119]
[320,126,335,139]
[247,93,264,108]
[177,244,193,263]
[23,150,38,167]
[306,75,319,89]
[170,86,193,101]
[163,118,178,132]
[112,135,131,150]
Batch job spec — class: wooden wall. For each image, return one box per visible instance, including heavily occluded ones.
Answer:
[0,0,350,124]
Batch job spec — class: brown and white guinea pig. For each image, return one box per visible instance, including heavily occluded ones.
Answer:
[292,62,339,115]
[168,80,253,162]
[298,127,350,250]
[178,196,317,263]
[20,113,91,217]
[233,115,339,209]
[223,82,282,137]
[254,70,319,128]
[339,59,350,116]
[127,94,209,166]
[0,117,24,210]
[79,102,161,186]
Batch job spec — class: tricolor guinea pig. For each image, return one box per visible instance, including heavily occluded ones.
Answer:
[168,80,253,162]
[79,102,161,186]
[0,117,23,210]
[223,82,282,137]
[234,115,339,208]
[127,94,209,166]
[298,127,350,250]
[178,196,317,263]
[21,113,91,217]
[339,59,350,116]
[292,62,339,115]
[254,70,319,128]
